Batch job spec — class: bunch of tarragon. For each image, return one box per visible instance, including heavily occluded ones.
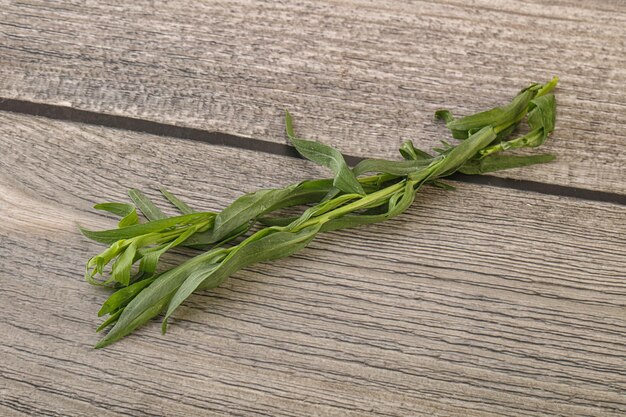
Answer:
[81,78,558,348]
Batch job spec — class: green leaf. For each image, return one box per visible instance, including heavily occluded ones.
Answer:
[399,140,432,161]
[419,126,497,180]
[434,110,468,139]
[85,239,134,286]
[459,154,556,174]
[128,189,167,221]
[352,158,431,177]
[93,202,139,228]
[431,180,456,191]
[320,181,417,232]
[85,220,204,287]
[320,187,342,203]
[436,79,558,140]
[185,221,248,248]
[494,121,520,142]
[479,93,557,158]
[160,189,195,215]
[535,76,559,98]
[98,276,157,317]
[287,193,361,229]
[93,202,134,218]
[96,309,123,332]
[211,188,291,243]
[265,181,412,234]
[257,216,295,227]
[80,212,211,244]
[110,240,137,286]
[285,111,364,195]
[159,264,220,334]
[94,249,227,349]
[528,93,556,133]
[135,250,162,279]
[96,296,169,348]
[434,109,454,124]
[134,224,202,279]
[162,224,322,329]
[444,87,537,137]
[208,179,332,244]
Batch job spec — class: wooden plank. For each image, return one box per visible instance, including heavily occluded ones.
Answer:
[1,112,625,416]
[1,0,626,193]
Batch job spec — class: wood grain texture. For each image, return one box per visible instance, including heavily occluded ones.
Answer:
[1,0,626,193]
[1,112,625,416]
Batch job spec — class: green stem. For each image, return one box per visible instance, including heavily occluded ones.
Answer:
[294,180,408,231]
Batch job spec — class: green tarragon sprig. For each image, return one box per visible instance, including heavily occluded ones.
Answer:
[81,78,559,348]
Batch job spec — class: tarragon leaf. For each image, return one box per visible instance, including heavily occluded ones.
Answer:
[320,181,417,232]
[441,88,537,138]
[399,140,432,161]
[80,212,211,244]
[528,93,556,133]
[352,158,431,177]
[128,189,166,221]
[208,179,332,244]
[479,93,557,157]
[134,225,202,279]
[93,202,139,228]
[98,276,157,317]
[285,110,364,196]
[110,240,138,286]
[421,126,497,180]
[435,78,558,140]
[431,180,456,191]
[94,250,226,348]
[160,189,195,215]
[96,309,123,333]
[163,224,322,330]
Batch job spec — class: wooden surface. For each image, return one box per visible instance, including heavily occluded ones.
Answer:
[2,0,626,193]
[2,113,625,416]
[1,1,625,416]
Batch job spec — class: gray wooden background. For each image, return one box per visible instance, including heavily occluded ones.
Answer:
[1,1,625,416]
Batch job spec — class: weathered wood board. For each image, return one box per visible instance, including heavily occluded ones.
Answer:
[1,0,626,192]
[1,112,625,416]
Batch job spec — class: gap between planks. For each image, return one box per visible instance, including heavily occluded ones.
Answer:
[1,98,625,206]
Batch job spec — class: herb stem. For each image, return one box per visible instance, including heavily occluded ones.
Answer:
[82,78,560,347]
[310,181,408,227]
